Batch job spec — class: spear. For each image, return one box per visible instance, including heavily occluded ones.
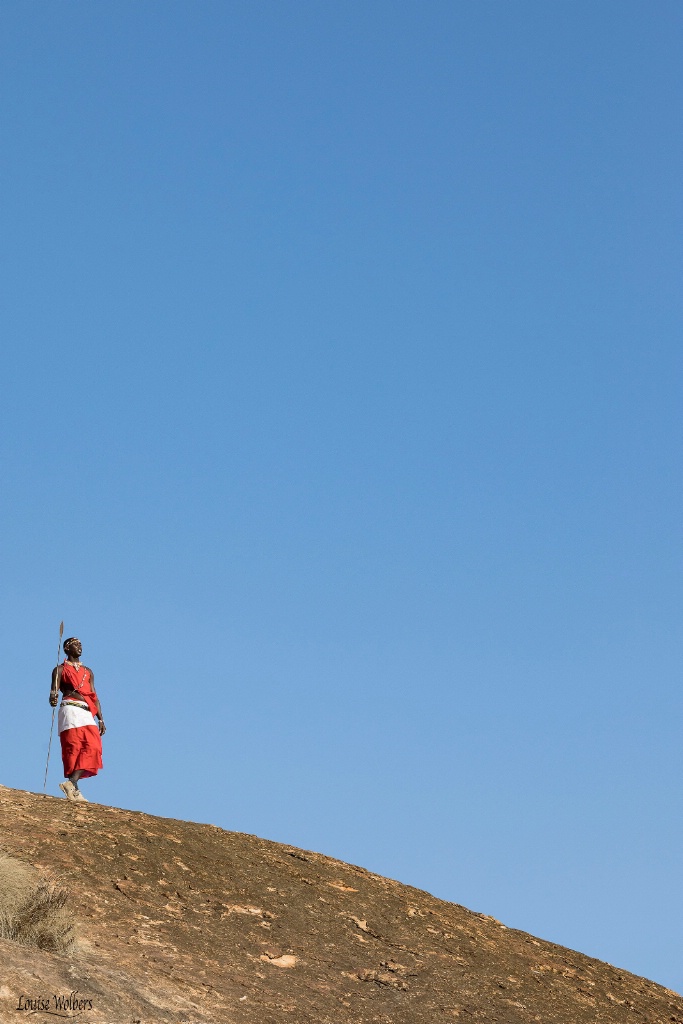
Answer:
[43,621,64,793]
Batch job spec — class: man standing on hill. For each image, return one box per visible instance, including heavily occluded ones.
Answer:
[50,637,106,802]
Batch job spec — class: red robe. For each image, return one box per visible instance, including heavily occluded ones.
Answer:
[58,662,103,778]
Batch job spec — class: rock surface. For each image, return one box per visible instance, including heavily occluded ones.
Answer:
[0,785,680,1024]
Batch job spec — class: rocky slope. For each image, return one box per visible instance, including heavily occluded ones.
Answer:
[0,785,680,1024]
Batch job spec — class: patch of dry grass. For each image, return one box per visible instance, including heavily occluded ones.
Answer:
[0,851,76,953]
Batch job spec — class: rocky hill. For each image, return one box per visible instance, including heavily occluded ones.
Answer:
[0,785,680,1024]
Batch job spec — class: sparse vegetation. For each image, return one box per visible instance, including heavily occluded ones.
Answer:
[0,851,76,953]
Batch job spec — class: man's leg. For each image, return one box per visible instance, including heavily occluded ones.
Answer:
[69,770,89,801]
[59,778,77,799]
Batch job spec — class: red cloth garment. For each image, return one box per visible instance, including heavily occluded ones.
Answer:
[58,661,103,778]
[61,661,99,719]
[59,723,103,778]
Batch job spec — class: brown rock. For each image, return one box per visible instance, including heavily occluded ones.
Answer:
[0,784,680,1024]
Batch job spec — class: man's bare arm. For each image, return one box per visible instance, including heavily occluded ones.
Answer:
[49,665,61,707]
[90,670,106,736]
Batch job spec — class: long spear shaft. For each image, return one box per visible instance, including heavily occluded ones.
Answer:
[43,621,64,793]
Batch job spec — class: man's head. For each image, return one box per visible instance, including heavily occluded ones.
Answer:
[63,637,82,658]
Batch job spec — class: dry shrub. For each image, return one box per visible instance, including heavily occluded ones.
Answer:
[0,851,76,953]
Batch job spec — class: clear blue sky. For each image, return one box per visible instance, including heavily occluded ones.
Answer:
[1,0,680,994]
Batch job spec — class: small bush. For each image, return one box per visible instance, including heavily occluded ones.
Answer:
[0,852,76,953]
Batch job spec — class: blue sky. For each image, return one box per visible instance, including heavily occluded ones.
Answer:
[1,0,681,993]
